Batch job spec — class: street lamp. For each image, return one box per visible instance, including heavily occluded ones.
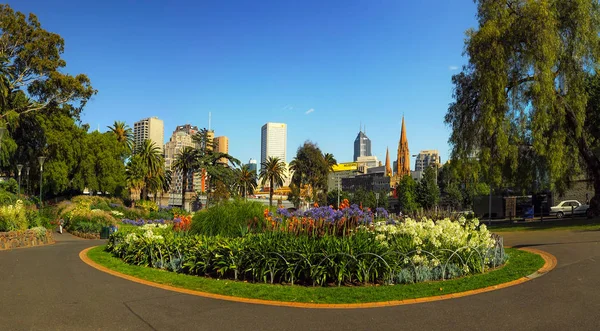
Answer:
[16,164,22,196]
[25,164,30,196]
[38,156,46,206]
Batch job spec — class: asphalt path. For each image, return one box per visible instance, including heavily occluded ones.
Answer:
[1,230,599,331]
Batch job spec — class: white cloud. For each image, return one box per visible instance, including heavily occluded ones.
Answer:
[282,105,294,110]
[449,65,459,71]
[305,108,314,114]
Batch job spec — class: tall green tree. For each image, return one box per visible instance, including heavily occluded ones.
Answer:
[289,141,330,203]
[173,146,197,210]
[0,4,96,121]
[445,0,600,214]
[417,166,440,210]
[397,175,419,214]
[259,156,287,207]
[125,155,146,200]
[135,139,164,200]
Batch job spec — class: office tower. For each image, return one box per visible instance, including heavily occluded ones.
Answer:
[353,129,372,161]
[134,117,164,153]
[260,123,287,167]
[247,159,258,173]
[414,150,442,171]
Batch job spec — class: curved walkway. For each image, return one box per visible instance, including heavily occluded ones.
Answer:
[1,230,599,330]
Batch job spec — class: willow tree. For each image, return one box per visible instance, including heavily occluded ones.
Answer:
[445,0,600,214]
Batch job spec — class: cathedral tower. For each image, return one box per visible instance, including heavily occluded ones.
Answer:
[396,116,410,177]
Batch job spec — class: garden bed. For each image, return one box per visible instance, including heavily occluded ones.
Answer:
[86,246,544,304]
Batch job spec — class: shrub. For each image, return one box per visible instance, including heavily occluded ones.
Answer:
[0,178,18,194]
[136,200,159,212]
[71,221,103,234]
[0,200,28,231]
[190,200,266,237]
[0,188,17,205]
[148,209,174,220]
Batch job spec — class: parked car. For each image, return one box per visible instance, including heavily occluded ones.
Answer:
[550,200,590,218]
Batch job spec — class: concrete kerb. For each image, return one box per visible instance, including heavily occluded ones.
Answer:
[79,246,557,309]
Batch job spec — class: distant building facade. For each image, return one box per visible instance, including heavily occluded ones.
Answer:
[214,136,229,165]
[247,159,258,173]
[353,130,372,161]
[342,173,391,193]
[261,123,287,167]
[134,117,164,153]
[414,150,441,172]
[163,124,199,208]
[327,162,361,192]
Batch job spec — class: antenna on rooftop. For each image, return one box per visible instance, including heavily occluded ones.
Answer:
[209,112,212,131]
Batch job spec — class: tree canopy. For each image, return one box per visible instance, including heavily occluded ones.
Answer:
[445,0,600,213]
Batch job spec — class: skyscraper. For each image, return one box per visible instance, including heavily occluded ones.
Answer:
[396,116,410,177]
[214,136,229,165]
[260,123,287,167]
[353,130,372,161]
[134,117,164,153]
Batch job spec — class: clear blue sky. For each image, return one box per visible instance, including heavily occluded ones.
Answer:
[11,0,477,167]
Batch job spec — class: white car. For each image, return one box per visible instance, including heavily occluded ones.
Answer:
[550,200,589,218]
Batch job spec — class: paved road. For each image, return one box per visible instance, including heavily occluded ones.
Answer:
[1,230,599,331]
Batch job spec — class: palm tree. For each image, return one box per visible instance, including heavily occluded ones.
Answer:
[259,156,287,207]
[324,153,337,172]
[237,164,257,198]
[107,121,134,154]
[125,155,146,201]
[173,146,198,210]
[135,139,163,199]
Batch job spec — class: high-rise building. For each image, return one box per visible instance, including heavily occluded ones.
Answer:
[163,124,199,207]
[260,122,287,167]
[396,116,410,177]
[414,150,441,172]
[353,130,372,161]
[134,117,164,153]
[247,159,258,173]
[214,136,229,165]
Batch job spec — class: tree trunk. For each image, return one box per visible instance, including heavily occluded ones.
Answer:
[181,167,187,212]
[269,177,273,207]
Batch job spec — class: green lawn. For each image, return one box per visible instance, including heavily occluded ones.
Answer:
[490,218,600,233]
[87,246,544,304]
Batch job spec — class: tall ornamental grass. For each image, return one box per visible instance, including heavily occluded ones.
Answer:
[190,200,267,237]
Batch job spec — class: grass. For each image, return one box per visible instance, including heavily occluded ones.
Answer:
[87,246,544,304]
[490,217,600,233]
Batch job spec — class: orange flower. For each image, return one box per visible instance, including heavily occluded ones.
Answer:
[313,202,319,208]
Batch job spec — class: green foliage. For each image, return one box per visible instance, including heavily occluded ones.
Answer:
[417,167,440,210]
[0,200,27,231]
[396,175,419,213]
[148,209,175,221]
[0,187,17,205]
[136,199,158,212]
[445,0,600,208]
[326,189,351,208]
[0,178,17,193]
[190,200,266,237]
[107,220,505,286]
[441,184,463,211]
[71,221,102,234]
[289,141,333,204]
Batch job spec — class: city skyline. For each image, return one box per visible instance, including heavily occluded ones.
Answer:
[9,0,477,167]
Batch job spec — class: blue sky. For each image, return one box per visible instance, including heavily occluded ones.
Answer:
[11,0,477,167]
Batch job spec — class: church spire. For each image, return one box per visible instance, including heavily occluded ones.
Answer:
[385,147,392,177]
[396,116,410,177]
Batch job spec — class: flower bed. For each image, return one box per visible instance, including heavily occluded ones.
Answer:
[107,215,506,286]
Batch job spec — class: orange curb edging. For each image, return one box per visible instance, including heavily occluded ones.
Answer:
[79,246,556,309]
